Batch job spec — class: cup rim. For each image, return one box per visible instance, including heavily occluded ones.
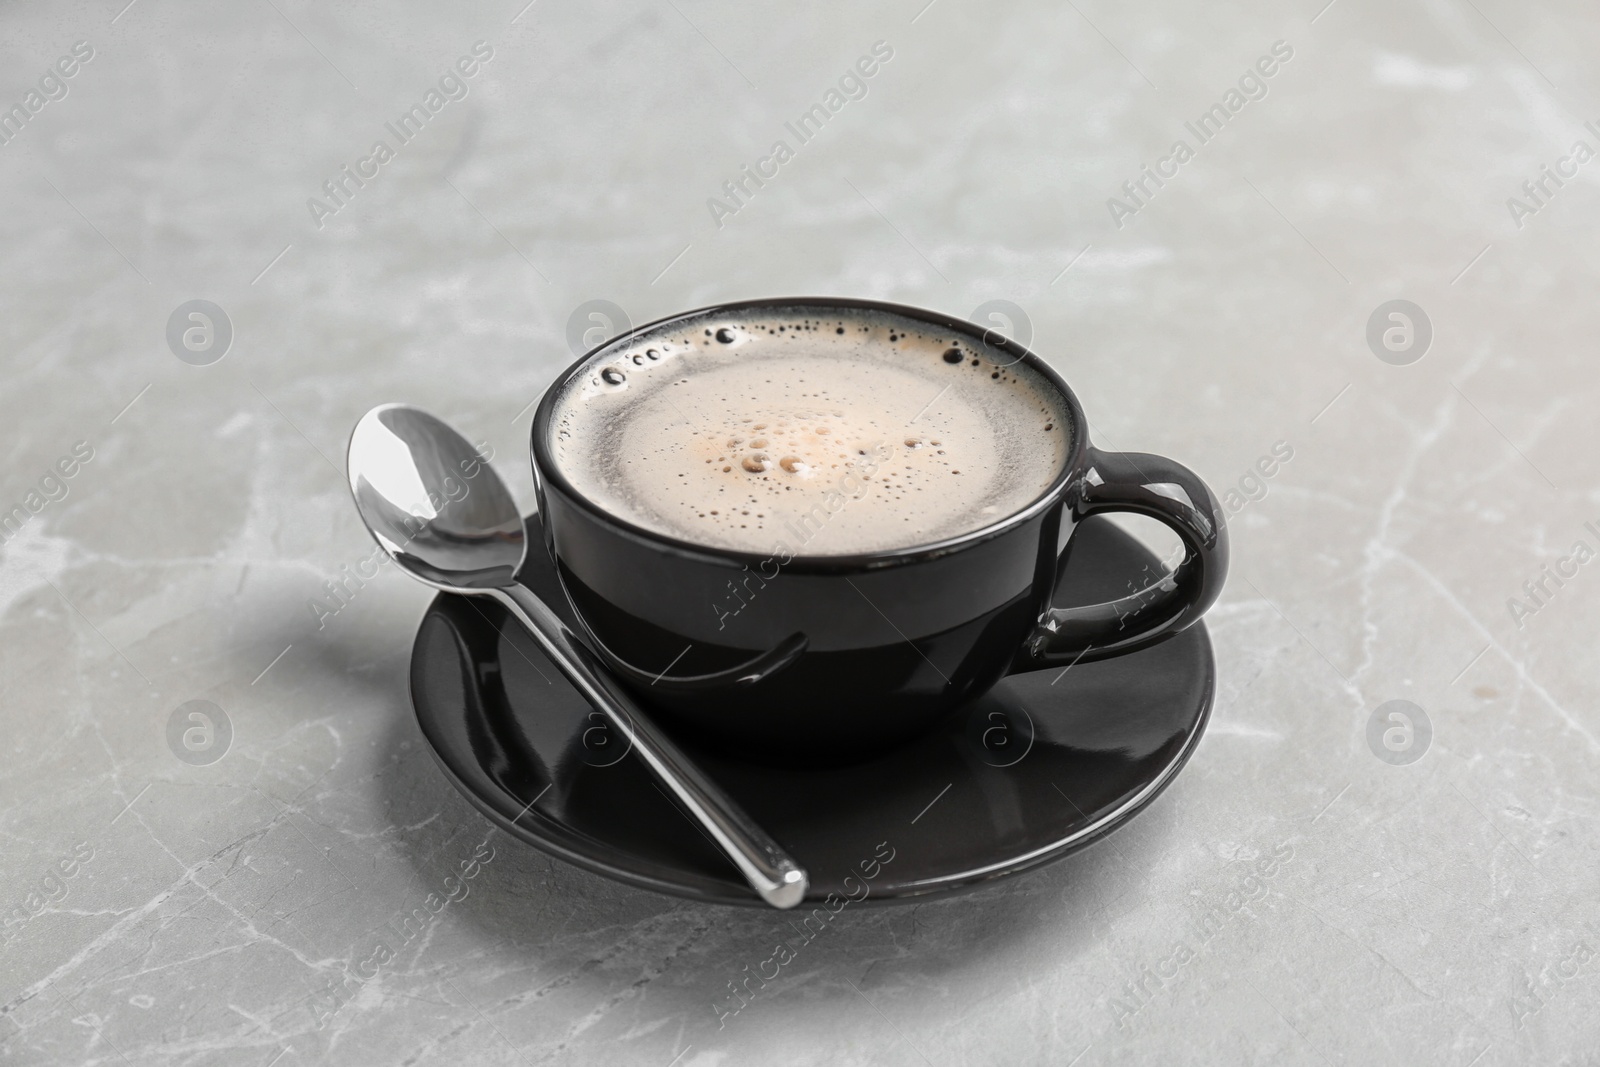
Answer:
[530,296,1090,573]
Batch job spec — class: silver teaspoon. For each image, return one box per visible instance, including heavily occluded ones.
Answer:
[346,403,809,909]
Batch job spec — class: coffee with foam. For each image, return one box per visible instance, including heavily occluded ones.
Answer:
[549,306,1070,556]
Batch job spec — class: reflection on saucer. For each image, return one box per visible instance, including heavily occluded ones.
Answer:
[411,514,1214,906]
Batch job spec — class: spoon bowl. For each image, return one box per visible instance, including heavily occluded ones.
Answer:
[348,404,525,590]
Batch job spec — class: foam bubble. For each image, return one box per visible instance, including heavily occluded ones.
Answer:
[550,306,1070,555]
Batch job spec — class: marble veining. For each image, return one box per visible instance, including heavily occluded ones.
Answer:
[2,0,1599,1063]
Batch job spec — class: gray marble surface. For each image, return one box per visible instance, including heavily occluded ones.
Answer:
[3,0,1599,1063]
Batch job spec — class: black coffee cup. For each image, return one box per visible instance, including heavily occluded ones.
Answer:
[531,297,1228,765]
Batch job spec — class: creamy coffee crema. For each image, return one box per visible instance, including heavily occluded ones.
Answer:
[549,306,1070,555]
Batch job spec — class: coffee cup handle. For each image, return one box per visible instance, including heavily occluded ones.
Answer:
[1017,447,1229,667]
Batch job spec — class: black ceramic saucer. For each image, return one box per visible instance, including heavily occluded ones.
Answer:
[409,514,1214,907]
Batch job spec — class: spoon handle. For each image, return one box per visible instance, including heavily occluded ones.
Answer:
[491,582,810,909]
